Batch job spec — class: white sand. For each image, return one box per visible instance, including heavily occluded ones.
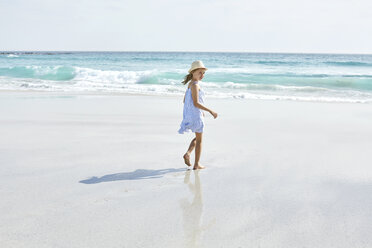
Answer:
[1,90,372,247]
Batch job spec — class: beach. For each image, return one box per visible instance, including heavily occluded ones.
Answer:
[1,90,372,247]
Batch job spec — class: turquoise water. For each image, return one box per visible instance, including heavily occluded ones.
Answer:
[1,51,372,103]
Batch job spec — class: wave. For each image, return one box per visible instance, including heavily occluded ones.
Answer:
[0,66,160,83]
[3,65,372,85]
[255,60,302,66]
[216,81,331,92]
[0,52,73,55]
[207,67,372,77]
[6,54,19,58]
[0,64,371,104]
[324,61,372,67]
[1,66,372,93]
[73,67,158,84]
[0,66,76,81]
[201,81,372,96]
[253,60,372,67]
[1,76,371,104]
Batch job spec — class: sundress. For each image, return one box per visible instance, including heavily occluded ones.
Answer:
[178,81,206,134]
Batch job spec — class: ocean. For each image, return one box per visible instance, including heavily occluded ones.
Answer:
[1,51,372,103]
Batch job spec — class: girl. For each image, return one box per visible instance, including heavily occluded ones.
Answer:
[178,60,218,170]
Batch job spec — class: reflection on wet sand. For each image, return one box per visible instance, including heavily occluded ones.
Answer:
[180,170,203,248]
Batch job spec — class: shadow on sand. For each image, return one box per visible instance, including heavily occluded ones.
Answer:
[79,168,186,184]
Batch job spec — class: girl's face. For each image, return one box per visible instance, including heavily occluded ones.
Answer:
[192,69,206,81]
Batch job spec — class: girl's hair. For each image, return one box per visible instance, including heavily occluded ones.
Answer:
[181,71,194,85]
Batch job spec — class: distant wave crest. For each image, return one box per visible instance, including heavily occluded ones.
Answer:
[324,61,372,67]
[0,66,76,81]
[0,66,159,84]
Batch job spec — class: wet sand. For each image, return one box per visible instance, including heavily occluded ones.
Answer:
[1,90,372,247]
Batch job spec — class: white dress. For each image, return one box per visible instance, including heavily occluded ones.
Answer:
[178,81,205,134]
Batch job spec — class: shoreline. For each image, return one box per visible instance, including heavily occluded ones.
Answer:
[0,89,370,105]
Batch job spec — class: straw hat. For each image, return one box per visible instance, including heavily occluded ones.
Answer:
[188,60,208,73]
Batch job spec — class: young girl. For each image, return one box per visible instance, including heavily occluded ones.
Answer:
[178,60,218,170]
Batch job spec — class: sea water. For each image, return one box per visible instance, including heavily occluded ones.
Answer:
[1,51,372,103]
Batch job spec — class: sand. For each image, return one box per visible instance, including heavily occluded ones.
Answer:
[1,90,372,248]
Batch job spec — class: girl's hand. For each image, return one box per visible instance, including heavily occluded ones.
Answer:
[210,111,218,119]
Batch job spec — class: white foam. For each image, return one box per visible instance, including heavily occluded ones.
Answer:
[7,54,19,58]
[1,75,371,104]
[73,67,158,84]
[24,65,67,76]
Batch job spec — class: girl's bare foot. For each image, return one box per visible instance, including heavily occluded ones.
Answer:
[183,153,191,167]
[193,164,205,170]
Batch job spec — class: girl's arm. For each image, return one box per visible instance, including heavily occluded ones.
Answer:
[190,84,212,113]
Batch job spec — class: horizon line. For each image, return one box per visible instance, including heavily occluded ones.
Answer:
[1,50,372,55]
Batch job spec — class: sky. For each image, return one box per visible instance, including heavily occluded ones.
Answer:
[1,0,371,53]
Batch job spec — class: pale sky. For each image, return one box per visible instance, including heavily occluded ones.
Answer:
[1,0,371,53]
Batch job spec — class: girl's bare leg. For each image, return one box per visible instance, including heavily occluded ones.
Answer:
[183,137,196,167]
[194,132,205,170]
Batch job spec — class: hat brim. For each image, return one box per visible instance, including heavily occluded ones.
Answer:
[188,67,208,73]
